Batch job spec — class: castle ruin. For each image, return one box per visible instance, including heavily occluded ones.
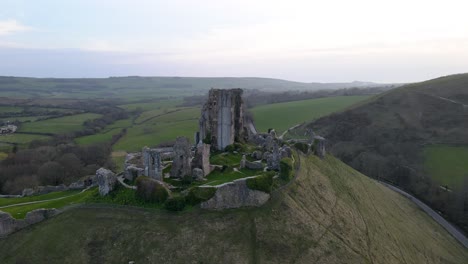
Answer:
[198,88,256,150]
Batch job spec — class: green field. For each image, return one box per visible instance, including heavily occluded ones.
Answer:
[113,108,199,152]
[134,108,179,124]
[0,133,51,144]
[75,128,123,145]
[423,145,468,188]
[113,120,198,152]
[118,99,182,111]
[0,190,93,219]
[0,106,23,113]
[19,113,102,134]
[251,96,370,133]
[107,118,133,129]
[5,116,50,122]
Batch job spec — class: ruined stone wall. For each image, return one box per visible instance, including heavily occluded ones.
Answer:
[0,209,58,237]
[191,143,211,176]
[200,177,270,210]
[143,147,163,181]
[199,88,247,150]
[170,137,192,178]
[217,90,236,150]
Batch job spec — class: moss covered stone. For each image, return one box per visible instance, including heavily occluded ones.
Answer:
[246,172,275,193]
[185,186,217,205]
[135,176,169,203]
[294,142,309,154]
[279,157,294,180]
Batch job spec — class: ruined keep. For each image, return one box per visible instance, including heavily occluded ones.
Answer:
[199,88,255,150]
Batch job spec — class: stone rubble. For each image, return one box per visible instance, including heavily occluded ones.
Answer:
[314,136,326,159]
[192,168,205,181]
[267,142,281,170]
[240,155,264,170]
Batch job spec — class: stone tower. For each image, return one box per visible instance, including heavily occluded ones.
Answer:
[199,88,251,150]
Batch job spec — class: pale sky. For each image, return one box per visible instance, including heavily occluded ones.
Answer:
[1,0,468,83]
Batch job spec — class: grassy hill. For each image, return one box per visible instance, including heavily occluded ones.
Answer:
[307,73,468,187]
[251,95,370,133]
[0,76,390,100]
[303,73,468,232]
[0,154,466,263]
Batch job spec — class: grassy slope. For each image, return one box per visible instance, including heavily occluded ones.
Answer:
[423,145,468,188]
[251,96,370,133]
[0,190,93,219]
[0,133,50,144]
[0,155,466,264]
[0,190,81,207]
[310,73,468,187]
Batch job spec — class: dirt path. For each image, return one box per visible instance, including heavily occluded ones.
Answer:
[423,93,468,108]
[117,175,137,190]
[278,123,302,139]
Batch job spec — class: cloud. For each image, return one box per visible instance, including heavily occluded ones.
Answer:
[0,19,31,36]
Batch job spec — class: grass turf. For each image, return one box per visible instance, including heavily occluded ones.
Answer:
[113,118,198,152]
[0,133,51,144]
[75,128,123,145]
[423,145,468,189]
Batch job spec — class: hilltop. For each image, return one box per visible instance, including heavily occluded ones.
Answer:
[0,76,393,100]
[304,73,468,232]
[0,154,466,263]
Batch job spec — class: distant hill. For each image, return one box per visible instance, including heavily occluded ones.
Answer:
[304,73,468,232]
[0,76,396,100]
[0,155,466,263]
